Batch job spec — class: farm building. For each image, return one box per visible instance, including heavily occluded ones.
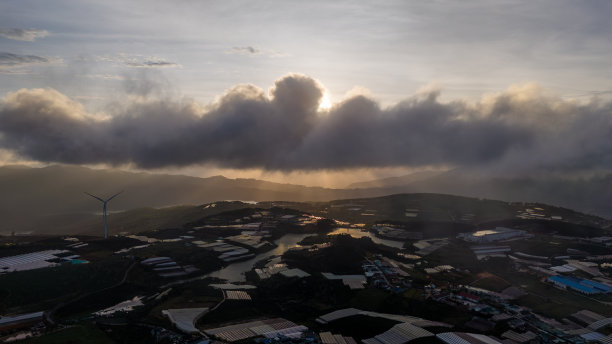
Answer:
[459,227,530,243]
[548,275,612,295]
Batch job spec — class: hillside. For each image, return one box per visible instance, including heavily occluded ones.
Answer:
[346,169,612,218]
[270,193,609,233]
[0,165,372,234]
[2,165,612,235]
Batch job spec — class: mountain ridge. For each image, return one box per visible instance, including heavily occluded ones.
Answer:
[2,164,612,235]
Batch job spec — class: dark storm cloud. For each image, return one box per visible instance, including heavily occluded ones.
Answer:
[279,94,533,169]
[1,75,611,173]
[0,28,49,41]
[0,52,48,67]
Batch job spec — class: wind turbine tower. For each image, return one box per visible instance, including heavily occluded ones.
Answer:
[85,191,123,239]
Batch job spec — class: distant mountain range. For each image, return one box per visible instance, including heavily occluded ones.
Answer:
[348,169,612,219]
[0,165,371,235]
[1,164,611,234]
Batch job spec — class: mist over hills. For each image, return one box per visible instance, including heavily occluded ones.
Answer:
[348,169,612,218]
[1,164,611,235]
[0,165,373,234]
[347,170,446,189]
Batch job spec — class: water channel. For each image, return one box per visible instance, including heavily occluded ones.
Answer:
[205,233,315,282]
[204,228,406,283]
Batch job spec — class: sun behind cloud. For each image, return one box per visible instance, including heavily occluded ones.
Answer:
[318,92,332,110]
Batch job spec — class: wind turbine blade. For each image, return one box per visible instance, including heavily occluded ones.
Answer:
[106,190,123,202]
[84,192,105,203]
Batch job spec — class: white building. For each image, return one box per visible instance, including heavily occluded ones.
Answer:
[459,227,530,243]
[0,250,69,273]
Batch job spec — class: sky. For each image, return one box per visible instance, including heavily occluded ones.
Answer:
[1,0,612,187]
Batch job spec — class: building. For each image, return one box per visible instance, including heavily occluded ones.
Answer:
[459,227,530,243]
[319,332,357,344]
[0,250,87,271]
[471,245,511,260]
[437,332,503,344]
[204,318,307,341]
[363,322,433,344]
[321,273,367,289]
[548,276,612,295]
[0,311,44,332]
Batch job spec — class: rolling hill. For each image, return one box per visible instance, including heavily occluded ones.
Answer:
[1,164,612,235]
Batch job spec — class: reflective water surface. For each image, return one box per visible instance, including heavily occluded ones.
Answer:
[206,233,314,282]
[328,227,405,249]
[205,227,405,283]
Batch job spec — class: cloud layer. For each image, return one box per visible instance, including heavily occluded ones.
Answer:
[0,52,48,67]
[99,54,181,68]
[230,46,261,55]
[0,28,49,41]
[0,74,611,174]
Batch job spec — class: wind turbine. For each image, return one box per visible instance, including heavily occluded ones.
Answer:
[85,191,123,239]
